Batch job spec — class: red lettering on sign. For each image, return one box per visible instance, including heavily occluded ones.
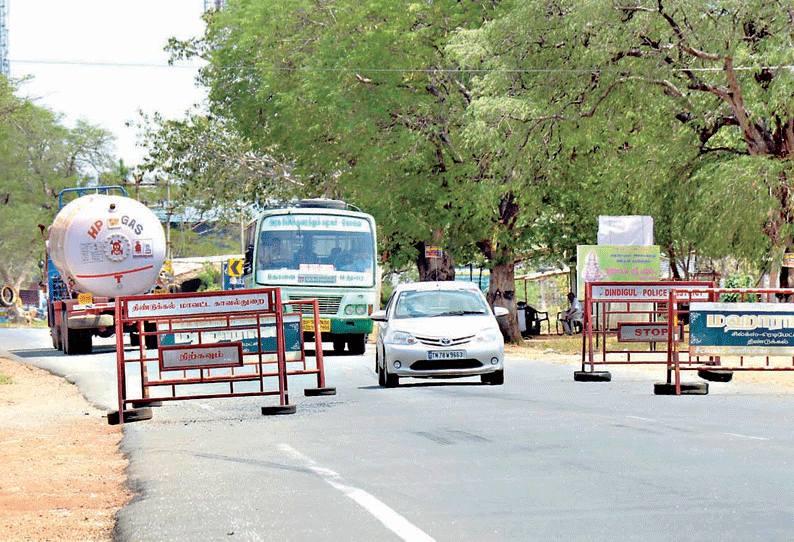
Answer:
[87,220,103,239]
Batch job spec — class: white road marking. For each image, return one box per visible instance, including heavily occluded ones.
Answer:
[278,443,436,542]
[723,432,770,441]
[626,416,770,441]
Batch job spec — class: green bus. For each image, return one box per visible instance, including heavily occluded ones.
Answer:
[243,199,379,355]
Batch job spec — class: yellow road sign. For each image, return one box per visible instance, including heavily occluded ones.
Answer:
[228,258,244,277]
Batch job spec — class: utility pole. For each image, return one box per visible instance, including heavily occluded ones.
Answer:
[203,0,226,12]
[0,0,9,77]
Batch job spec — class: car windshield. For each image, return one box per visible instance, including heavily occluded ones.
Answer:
[393,289,490,319]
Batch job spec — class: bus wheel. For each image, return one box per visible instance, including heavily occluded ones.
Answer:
[332,340,345,355]
[347,335,366,356]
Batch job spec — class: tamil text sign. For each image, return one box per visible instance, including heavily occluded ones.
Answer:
[125,291,271,319]
[588,282,711,303]
[577,245,660,296]
[689,302,794,355]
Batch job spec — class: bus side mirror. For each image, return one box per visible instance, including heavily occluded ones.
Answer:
[243,244,253,275]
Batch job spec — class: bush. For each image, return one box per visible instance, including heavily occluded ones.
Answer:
[719,274,758,302]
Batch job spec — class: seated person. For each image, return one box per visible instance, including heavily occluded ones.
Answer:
[558,292,583,335]
[259,237,288,269]
[336,248,371,272]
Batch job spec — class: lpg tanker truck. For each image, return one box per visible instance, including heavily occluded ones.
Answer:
[44,186,167,355]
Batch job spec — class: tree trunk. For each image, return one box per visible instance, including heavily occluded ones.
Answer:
[416,242,455,281]
[488,260,524,345]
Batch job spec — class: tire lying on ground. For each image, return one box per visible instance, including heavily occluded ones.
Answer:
[574,371,612,382]
[0,284,15,307]
[653,382,709,395]
[697,368,733,382]
[106,406,154,425]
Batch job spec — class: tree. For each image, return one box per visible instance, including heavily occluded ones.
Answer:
[448,0,794,284]
[0,77,116,296]
[134,110,301,218]
[170,0,542,341]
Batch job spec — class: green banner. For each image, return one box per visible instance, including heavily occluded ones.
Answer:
[576,245,660,296]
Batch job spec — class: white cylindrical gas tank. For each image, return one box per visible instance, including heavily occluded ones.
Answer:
[49,194,166,298]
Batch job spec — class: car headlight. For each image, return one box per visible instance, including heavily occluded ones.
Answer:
[474,328,502,343]
[387,330,417,345]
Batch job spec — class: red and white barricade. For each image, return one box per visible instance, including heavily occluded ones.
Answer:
[577,281,714,385]
[108,288,335,424]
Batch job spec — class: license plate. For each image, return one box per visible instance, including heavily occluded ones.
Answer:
[428,350,465,360]
[302,317,331,333]
[77,293,93,305]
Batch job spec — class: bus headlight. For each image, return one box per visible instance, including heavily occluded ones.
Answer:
[345,304,368,316]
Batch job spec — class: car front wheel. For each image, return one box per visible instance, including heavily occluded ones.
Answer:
[481,369,504,385]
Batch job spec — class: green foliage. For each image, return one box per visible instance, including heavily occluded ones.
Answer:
[0,77,116,288]
[176,0,536,275]
[197,262,222,291]
[448,0,794,273]
[144,0,794,288]
[134,110,300,222]
[720,274,759,302]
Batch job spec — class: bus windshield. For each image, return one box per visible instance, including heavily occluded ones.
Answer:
[255,214,375,287]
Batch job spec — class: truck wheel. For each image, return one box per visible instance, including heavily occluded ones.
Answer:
[143,321,158,350]
[0,284,14,307]
[65,328,92,355]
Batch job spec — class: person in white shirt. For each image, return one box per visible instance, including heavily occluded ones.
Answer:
[559,292,583,335]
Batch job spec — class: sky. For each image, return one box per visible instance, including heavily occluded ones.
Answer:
[8,0,208,167]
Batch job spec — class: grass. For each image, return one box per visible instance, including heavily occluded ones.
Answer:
[513,332,672,356]
[514,333,586,355]
[0,374,14,385]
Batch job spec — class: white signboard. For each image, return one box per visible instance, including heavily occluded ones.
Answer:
[617,322,683,343]
[126,292,271,319]
[159,342,243,371]
[589,283,710,302]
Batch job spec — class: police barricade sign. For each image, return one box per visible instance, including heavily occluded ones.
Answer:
[109,288,334,425]
[577,281,715,387]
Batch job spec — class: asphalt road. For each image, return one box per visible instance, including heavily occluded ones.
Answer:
[3,326,794,541]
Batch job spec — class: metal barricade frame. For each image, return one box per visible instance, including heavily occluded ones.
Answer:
[577,281,715,383]
[665,287,794,395]
[109,288,334,424]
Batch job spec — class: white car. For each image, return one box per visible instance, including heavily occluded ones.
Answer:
[371,281,507,387]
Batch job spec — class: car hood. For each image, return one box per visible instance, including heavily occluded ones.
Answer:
[391,315,499,337]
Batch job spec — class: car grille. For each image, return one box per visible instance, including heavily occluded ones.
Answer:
[415,335,474,347]
[410,359,484,371]
[286,295,342,315]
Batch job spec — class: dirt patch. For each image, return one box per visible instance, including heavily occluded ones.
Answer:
[508,335,794,389]
[0,357,131,542]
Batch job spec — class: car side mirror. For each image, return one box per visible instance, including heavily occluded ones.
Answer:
[493,307,509,318]
[371,309,387,322]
